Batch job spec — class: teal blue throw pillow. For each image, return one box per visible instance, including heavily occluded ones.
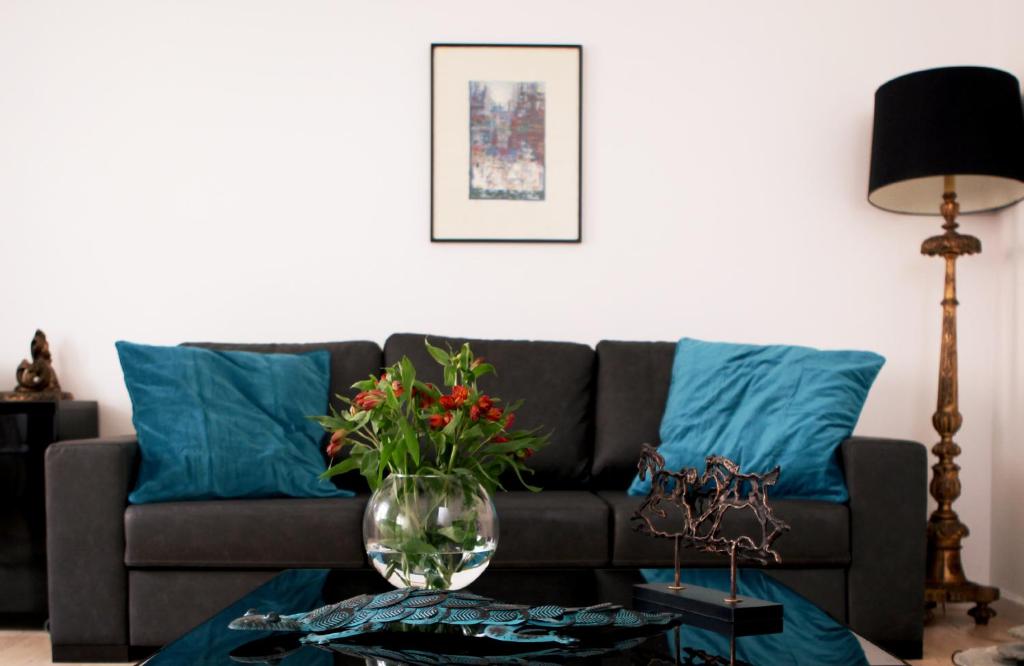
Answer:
[116,341,350,503]
[628,338,884,502]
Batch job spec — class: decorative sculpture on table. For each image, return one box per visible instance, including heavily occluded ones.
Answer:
[2,330,72,401]
[631,444,790,634]
[230,586,679,648]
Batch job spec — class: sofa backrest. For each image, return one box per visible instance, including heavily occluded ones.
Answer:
[591,340,676,488]
[182,338,678,492]
[384,333,595,490]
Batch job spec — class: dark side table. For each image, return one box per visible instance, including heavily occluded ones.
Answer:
[0,399,97,618]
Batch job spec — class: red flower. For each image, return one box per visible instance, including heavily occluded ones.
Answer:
[519,448,535,459]
[439,395,457,410]
[503,412,515,430]
[419,392,435,408]
[391,380,404,397]
[354,389,386,410]
[485,406,504,422]
[326,430,347,457]
[428,413,452,430]
[494,435,509,443]
[451,385,469,406]
[476,395,493,411]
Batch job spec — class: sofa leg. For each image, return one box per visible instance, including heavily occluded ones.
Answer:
[51,644,134,663]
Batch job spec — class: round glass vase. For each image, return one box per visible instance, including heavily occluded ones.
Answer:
[363,473,498,590]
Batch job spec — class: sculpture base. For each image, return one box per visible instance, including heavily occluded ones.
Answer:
[633,583,783,636]
[0,391,72,402]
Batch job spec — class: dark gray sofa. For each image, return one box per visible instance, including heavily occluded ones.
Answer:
[44,334,927,660]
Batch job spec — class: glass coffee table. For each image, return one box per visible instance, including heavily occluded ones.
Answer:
[139,568,906,665]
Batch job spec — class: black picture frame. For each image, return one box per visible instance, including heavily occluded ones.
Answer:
[431,43,583,243]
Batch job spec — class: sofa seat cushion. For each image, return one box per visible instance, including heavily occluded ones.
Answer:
[125,497,367,568]
[491,491,609,567]
[598,491,850,567]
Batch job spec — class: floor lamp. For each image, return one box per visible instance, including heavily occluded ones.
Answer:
[868,66,1024,624]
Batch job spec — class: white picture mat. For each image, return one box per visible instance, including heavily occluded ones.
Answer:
[432,46,580,241]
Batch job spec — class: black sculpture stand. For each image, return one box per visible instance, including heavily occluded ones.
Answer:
[633,583,783,637]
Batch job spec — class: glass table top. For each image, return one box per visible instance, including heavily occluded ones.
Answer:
[139,568,906,665]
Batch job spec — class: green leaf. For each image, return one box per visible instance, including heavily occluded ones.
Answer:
[413,379,437,395]
[442,409,462,436]
[424,340,450,366]
[483,439,528,455]
[510,462,542,492]
[437,525,465,543]
[443,365,456,387]
[308,414,346,431]
[400,356,416,390]
[378,437,395,475]
[318,455,361,480]
[471,362,496,379]
[351,378,376,391]
[399,538,440,556]
[398,416,420,467]
[360,449,380,479]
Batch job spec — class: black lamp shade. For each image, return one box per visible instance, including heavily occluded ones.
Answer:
[868,66,1024,215]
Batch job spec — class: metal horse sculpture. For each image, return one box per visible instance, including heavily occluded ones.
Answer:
[632,444,790,602]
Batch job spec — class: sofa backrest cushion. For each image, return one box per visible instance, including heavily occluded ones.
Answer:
[184,341,383,493]
[384,333,595,489]
[592,341,676,488]
[185,341,383,412]
[118,342,348,503]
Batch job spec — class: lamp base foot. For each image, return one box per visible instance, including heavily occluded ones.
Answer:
[925,581,999,626]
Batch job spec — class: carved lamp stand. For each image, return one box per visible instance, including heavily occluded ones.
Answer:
[868,66,1024,624]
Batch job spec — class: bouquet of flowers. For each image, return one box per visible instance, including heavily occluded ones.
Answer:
[314,339,548,492]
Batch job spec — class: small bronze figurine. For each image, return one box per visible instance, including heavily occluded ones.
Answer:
[633,444,790,607]
[3,330,71,401]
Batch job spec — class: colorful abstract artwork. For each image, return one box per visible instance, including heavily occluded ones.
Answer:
[469,81,545,201]
[432,44,580,241]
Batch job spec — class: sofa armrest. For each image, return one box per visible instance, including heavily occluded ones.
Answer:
[45,436,137,651]
[842,435,927,657]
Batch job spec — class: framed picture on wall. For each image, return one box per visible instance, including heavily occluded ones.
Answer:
[431,43,582,243]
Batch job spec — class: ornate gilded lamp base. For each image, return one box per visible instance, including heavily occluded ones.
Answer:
[921,188,999,625]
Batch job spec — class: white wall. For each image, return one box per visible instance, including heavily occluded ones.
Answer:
[989,0,1024,606]
[1,0,1020,590]
[992,205,1024,604]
